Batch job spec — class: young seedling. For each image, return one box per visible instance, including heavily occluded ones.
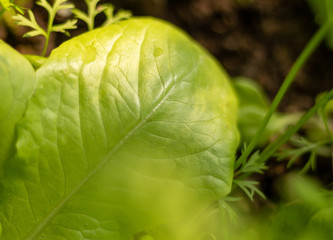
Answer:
[12,0,77,56]
[72,0,131,31]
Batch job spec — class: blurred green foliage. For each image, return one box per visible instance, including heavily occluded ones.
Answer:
[134,175,333,240]
[307,0,333,49]
[233,77,300,147]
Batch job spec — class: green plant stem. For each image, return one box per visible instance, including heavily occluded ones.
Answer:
[259,89,333,164]
[42,8,55,56]
[84,0,98,31]
[87,0,95,31]
[235,20,332,170]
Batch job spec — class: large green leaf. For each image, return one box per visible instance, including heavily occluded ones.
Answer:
[0,18,239,239]
[0,40,36,174]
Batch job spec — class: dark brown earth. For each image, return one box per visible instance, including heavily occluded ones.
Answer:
[2,0,332,109]
[120,0,333,111]
[1,0,332,200]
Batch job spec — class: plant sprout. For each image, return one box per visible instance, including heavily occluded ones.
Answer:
[12,0,77,56]
[72,0,132,31]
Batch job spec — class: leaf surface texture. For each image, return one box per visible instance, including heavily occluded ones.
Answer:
[0,18,238,239]
[0,41,36,173]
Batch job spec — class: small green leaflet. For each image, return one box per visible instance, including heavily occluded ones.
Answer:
[12,0,77,38]
[72,0,132,31]
[12,10,46,37]
[0,0,24,15]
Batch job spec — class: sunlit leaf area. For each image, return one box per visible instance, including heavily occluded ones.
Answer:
[0,0,332,239]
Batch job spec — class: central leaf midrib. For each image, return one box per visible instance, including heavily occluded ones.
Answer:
[23,71,183,240]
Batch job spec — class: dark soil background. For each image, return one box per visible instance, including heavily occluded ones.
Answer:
[2,0,333,109]
[1,0,332,202]
[115,0,333,111]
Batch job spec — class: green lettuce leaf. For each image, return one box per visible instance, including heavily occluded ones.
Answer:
[0,40,36,175]
[0,17,239,239]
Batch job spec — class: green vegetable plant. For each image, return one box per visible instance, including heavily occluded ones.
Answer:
[11,0,77,56]
[0,1,333,239]
[0,9,239,240]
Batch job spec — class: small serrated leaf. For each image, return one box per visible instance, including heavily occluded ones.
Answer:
[72,0,100,30]
[299,149,318,175]
[116,9,132,20]
[0,0,25,15]
[51,19,77,35]
[234,179,266,201]
[12,10,46,37]
[15,0,78,56]
[13,5,25,15]
[102,5,132,26]
[23,30,43,37]
[36,0,52,15]
[310,149,317,170]
[95,4,109,15]
[57,3,75,11]
[72,8,89,22]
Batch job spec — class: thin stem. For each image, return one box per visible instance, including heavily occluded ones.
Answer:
[42,35,49,57]
[235,20,332,170]
[87,1,95,31]
[258,89,333,163]
[85,0,99,31]
[234,90,333,181]
[42,8,55,56]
